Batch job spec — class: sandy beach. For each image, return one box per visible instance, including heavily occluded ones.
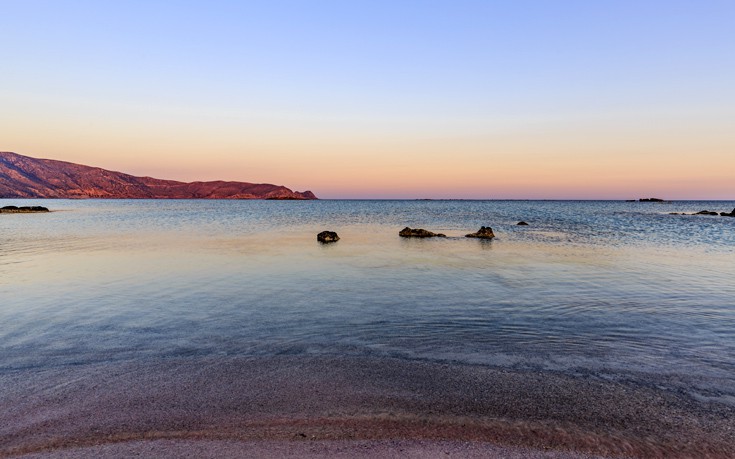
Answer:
[13,439,608,459]
[2,356,733,458]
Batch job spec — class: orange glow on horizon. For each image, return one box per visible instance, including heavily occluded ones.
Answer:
[2,102,733,200]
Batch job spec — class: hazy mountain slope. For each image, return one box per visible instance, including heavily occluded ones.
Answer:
[0,152,316,199]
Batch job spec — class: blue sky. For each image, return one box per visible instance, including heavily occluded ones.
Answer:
[2,1,734,198]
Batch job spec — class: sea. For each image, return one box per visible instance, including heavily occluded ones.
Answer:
[1,199,734,404]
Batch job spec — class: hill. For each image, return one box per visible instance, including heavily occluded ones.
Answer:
[0,152,316,199]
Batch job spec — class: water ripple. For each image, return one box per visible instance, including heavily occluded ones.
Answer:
[1,199,734,396]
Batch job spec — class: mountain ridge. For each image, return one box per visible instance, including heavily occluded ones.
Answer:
[0,151,317,200]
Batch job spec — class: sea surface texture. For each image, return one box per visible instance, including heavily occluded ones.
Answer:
[2,200,734,402]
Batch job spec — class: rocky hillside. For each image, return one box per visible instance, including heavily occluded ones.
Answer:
[0,151,316,199]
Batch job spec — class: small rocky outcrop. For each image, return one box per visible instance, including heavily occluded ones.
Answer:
[317,231,340,243]
[465,226,495,239]
[695,210,719,215]
[0,205,49,213]
[639,198,665,202]
[517,221,529,226]
[399,227,446,238]
[721,208,735,217]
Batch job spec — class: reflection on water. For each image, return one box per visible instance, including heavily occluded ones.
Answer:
[1,200,734,398]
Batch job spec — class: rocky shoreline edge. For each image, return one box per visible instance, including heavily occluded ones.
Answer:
[670,207,735,217]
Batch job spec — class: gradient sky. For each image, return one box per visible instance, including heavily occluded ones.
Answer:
[1,1,733,199]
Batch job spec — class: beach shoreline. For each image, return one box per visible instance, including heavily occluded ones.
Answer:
[12,439,610,459]
[2,356,733,458]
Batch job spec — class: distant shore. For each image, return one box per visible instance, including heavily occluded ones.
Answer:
[2,356,733,458]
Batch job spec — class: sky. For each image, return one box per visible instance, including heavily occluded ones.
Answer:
[1,0,733,199]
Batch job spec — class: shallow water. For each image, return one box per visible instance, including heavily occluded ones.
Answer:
[1,199,734,399]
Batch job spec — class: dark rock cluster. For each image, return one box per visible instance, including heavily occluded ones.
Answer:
[317,231,340,243]
[671,208,735,217]
[0,205,49,213]
[465,226,495,239]
[399,227,446,238]
[327,226,505,242]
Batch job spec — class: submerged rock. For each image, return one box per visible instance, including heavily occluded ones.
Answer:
[317,231,340,243]
[465,226,495,239]
[695,210,719,216]
[517,221,529,226]
[399,227,446,238]
[0,205,49,213]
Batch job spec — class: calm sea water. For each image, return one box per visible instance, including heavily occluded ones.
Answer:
[1,200,734,400]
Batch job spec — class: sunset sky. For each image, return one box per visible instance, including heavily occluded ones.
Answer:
[2,1,733,199]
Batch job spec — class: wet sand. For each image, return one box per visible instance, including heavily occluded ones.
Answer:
[1,356,733,458]
[14,439,608,459]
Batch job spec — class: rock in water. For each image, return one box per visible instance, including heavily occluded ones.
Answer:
[317,231,340,243]
[0,205,49,213]
[720,208,735,217]
[695,210,719,215]
[398,227,446,238]
[517,221,529,226]
[465,226,495,239]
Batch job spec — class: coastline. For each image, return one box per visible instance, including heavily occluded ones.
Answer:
[12,440,608,459]
[2,356,733,458]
